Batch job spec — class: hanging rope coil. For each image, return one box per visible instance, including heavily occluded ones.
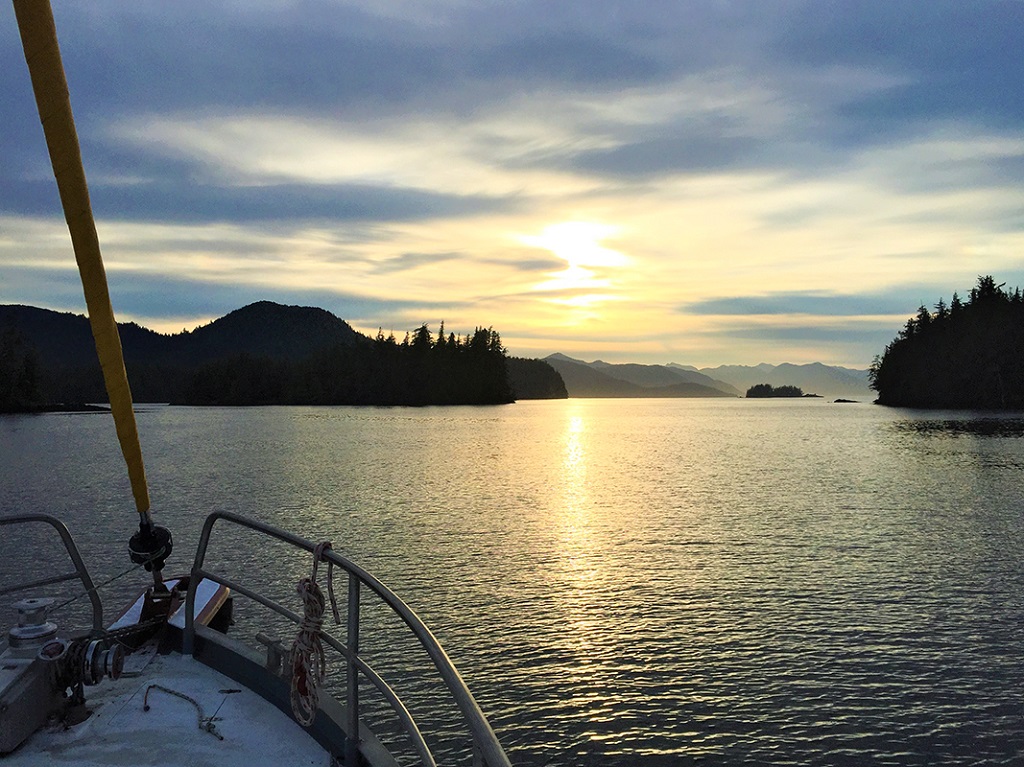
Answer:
[290,541,341,727]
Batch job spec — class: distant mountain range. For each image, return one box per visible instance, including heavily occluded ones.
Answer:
[686,362,872,399]
[545,354,872,399]
[544,354,740,398]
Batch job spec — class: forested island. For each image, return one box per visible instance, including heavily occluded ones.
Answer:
[745,383,806,398]
[0,302,564,409]
[871,276,1024,409]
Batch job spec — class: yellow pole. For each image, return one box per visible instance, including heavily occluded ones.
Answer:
[14,0,151,518]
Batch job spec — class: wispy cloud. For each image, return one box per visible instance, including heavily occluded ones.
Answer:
[683,292,913,317]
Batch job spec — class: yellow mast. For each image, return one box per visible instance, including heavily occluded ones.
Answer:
[13,0,151,521]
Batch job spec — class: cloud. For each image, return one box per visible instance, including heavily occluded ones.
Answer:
[681,271,1024,325]
[20,1,675,123]
[470,31,662,86]
[684,291,924,318]
[569,131,760,179]
[774,0,1024,132]
[498,64,923,183]
[0,178,512,226]
[706,321,899,347]
[111,181,510,225]
[850,132,1024,199]
[369,251,460,275]
[0,265,90,310]
[2,109,522,225]
[485,256,566,273]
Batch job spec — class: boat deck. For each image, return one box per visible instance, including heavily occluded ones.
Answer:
[4,649,328,767]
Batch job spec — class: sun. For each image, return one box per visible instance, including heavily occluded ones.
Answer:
[521,221,628,295]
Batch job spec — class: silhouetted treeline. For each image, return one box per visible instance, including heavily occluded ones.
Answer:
[746,383,804,398]
[0,304,546,408]
[0,323,42,410]
[185,324,513,406]
[870,276,1024,408]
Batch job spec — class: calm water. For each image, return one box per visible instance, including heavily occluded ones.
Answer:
[2,399,1024,766]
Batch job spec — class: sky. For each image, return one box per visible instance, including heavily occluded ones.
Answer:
[3,1,1024,369]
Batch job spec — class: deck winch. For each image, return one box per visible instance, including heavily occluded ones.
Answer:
[0,597,123,754]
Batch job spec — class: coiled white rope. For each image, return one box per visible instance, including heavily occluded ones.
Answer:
[290,541,341,727]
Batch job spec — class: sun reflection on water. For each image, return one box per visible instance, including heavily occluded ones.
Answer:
[562,413,588,516]
[552,409,608,655]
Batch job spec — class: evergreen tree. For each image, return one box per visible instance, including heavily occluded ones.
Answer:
[871,275,1024,408]
[435,321,447,351]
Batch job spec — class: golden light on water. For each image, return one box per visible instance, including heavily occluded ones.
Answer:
[561,412,589,522]
[554,409,602,662]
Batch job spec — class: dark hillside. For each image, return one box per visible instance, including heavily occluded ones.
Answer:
[545,356,644,397]
[546,354,736,398]
[507,358,567,399]
[0,304,521,407]
[591,360,739,395]
[0,302,364,369]
[0,305,129,402]
[177,301,366,364]
[0,305,108,367]
[0,302,367,403]
[645,381,736,398]
[590,360,687,387]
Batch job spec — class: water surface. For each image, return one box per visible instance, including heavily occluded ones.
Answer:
[2,399,1022,765]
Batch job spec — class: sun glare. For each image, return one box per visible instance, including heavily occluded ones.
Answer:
[525,221,627,268]
[521,221,628,297]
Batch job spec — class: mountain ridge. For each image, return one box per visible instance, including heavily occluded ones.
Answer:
[0,301,365,369]
[697,362,872,398]
[544,355,737,398]
[178,301,365,363]
[549,355,872,399]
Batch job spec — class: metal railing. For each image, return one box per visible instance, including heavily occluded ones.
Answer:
[183,511,511,767]
[0,514,103,631]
